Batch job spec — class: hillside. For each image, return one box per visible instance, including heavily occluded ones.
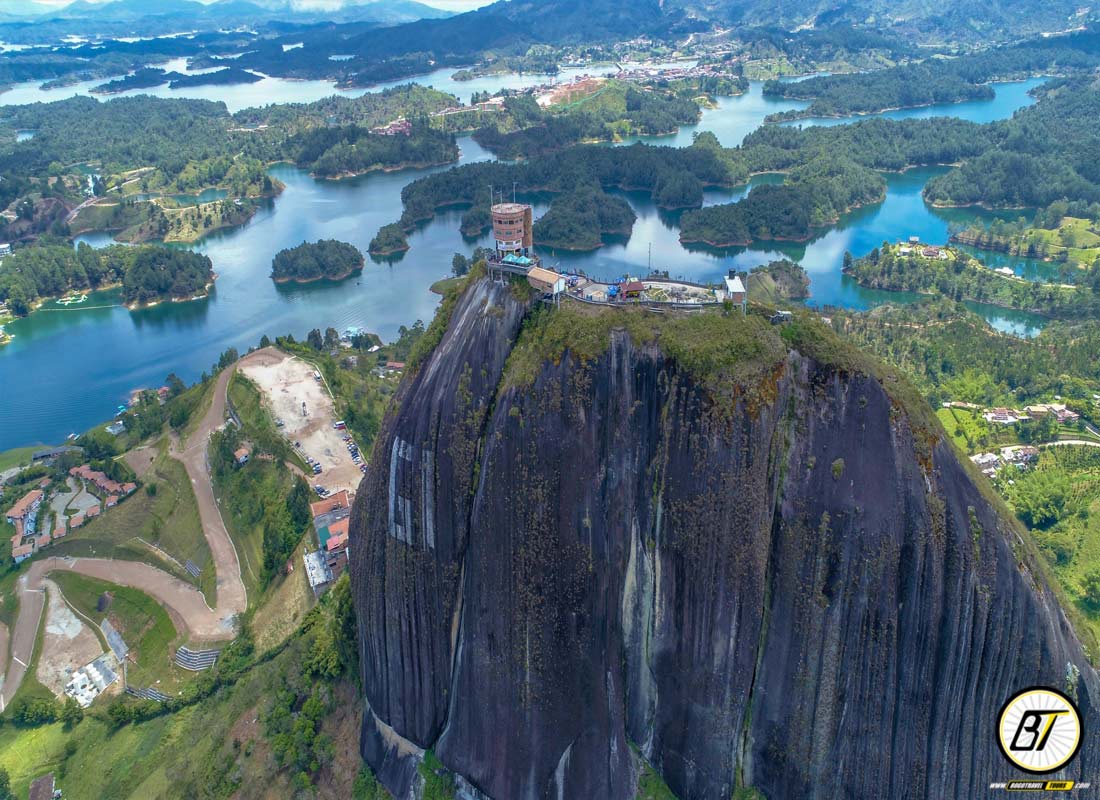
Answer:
[348,276,1100,799]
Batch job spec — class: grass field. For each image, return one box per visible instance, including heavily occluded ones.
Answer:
[0,445,38,472]
[251,539,316,654]
[51,442,215,603]
[50,572,186,692]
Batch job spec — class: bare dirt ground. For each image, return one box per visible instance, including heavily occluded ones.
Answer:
[36,580,105,695]
[239,348,363,497]
[170,366,247,623]
[123,445,157,478]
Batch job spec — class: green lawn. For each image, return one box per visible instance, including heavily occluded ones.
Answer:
[0,445,38,472]
[50,573,183,690]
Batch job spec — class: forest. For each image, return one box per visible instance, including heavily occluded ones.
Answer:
[531,185,636,250]
[270,240,364,283]
[679,155,884,245]
[843,244,1100,319]
[288,123,457,178]
[471,84,701,158]
[0,241,213,313]
[763,31,1100,118]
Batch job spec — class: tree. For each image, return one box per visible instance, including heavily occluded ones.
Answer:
[323,327,340,351]
[452,252,469,277]
[0,767,12,800]
[165,372,187,398]
[1083,568,1100,609]
[307,328,323,350]
[60,695,84,728]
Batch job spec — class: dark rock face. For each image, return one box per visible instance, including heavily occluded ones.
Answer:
[350,279,1099,800]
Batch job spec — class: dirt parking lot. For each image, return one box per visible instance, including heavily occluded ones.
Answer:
[238,348,363,497]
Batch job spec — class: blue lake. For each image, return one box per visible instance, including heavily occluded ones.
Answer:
[0,76,1052,449]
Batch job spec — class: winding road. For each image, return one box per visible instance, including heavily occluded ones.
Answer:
[0,366,247,710]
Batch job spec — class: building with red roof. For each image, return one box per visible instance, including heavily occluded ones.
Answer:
[5,489,43,522]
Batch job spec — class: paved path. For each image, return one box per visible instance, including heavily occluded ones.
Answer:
[0,366,248,708]
[170,366,248,619]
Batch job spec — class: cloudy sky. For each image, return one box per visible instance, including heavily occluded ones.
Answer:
[0,0,495,12]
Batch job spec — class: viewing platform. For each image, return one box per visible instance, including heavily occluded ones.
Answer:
[486,254,747,312]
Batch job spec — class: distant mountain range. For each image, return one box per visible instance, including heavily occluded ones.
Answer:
[0,0,452,34]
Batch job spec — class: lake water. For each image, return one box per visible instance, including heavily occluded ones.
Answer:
[0,57,696,113]
[0,75,1050,449]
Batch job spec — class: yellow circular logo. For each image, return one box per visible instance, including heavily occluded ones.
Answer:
[997,687,1083,774]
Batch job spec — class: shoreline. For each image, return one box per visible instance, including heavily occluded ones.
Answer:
[271,264,364,284]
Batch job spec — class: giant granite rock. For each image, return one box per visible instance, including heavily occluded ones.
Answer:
[349,276,1098,799]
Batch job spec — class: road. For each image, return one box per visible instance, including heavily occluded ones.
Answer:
[0,366,248,709]
[170,366,248,620]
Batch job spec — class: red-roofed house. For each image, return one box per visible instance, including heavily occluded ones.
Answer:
[35,533,50,550]
[53,525,67,540]
[105,495,119,508]
[5,489,43,523]
[12,542,33,563]
[86,504,101,519]
[70,514,85,529]
[123,482,137,495]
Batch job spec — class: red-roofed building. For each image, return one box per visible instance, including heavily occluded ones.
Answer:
[5,489,43,523]
[310,490,350,520]
[622,280,644,298]
[70,514,85,528]
[105,495,119,508]
[35,533,50,550]
[123,482,137,495]
[86,504,101,518]
[12,542,33,563]
[384,361,406,371]
[53,525,67,540]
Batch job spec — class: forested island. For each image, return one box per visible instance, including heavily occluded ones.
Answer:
[368,224,410,257]
[289,123,457,178]
[843,243,1100,319]
[270,239,364,283]
[679,155,885,245]
[168,67,263,89]
[531,185,636,250]
[91,67,187,94]
[0,241,214,314]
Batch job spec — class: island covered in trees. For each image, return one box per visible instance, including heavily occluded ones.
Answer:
[532,186,636,250]
[0,241,214,314]
[270,239,364,283]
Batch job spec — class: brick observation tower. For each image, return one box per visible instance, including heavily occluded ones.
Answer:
[491,202,534,260]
